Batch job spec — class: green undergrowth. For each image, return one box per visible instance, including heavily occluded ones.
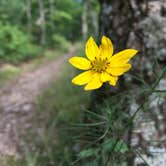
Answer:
[20,58,89,165]
[22,48,69,71]
[36,64,89,124]
[0,22,41,64]
[0,64,21,87]
[25,66,165,166]
[0,48,86,166]
[0,156,19,166]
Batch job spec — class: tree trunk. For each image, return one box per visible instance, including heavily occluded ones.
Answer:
[98,0,134,51]
[38,0,46,46]
[87,0,98,37]
[25,0,32,33]
[49,0,55,33]
[82,0,88,41]
[98,0,166,66]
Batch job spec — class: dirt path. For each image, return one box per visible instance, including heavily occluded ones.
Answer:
[0,49,74,158]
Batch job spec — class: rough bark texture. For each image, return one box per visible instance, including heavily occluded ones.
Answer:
[98,0,166,165]
[99,0,166,67]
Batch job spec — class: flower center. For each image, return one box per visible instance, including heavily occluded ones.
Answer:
[91,57,110,73]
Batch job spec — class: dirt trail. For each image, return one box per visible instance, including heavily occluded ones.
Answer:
[0,49,74,157]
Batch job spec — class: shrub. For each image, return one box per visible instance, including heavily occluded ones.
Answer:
[52,34,70,51]
[0,22,41,63]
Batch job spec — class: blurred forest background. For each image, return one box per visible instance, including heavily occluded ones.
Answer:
[0,0,166,166]
[0,0,93,63]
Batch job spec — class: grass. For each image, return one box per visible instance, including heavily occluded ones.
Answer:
[17,55,90,165]
[0,64,21,87]
[0,48,70,87]
[0,43,85,166]
[24,48,69,71]
[36,63,89,124]
[1,45,165,165]
[0,156,19,166]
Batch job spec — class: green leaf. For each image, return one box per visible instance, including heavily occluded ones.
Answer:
[83,161,99,166]
[79,148,97,159]
[102,139,128,153]
[53,10,72,21]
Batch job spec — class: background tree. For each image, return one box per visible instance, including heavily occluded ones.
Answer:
[25,0,32,33]
[37,0,46,46]
[82,0,88,41]
[0,0,84,63]
[82,0,99,41]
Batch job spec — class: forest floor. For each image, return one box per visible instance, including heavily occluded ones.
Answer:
[0,47,75,158]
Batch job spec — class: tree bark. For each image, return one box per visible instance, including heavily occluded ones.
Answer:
[25,0,32,33]
[82,0,88,41]
[87,0,98,37]
[38,0,46,46]
[98,0,134,51]
[98,0,166,165]
[98,0,166,64]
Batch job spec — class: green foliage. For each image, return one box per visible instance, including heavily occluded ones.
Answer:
[0,0,24,24]
[0,0,84,63]
[53,10,73,22]
[79,148,98,159]
[52,34,70,51]
[20,61,89,166]
[48,0,82,42]
[83,161,99,166]
[0,156,19,166]
[24,147,38,166]
[102,139,128,153]
[0,64,20,87]
[0,22,40,63]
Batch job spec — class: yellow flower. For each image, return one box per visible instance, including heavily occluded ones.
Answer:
[69,36,138,91]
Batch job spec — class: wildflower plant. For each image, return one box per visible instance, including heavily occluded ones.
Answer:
[68,36,139,165]
[68,36,166,165]
[69,36,138,90]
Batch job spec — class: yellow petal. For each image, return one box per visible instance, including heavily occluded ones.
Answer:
[69,57,91,70]
[110,49,138,65]
[99,36,114,59]
[84,73,102,91]
[109,76,118,86]
[85,36,99,61]
[100,72,113,82]
[107,64,131,76]
[101,72,118,86]
[72,70,94,85]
